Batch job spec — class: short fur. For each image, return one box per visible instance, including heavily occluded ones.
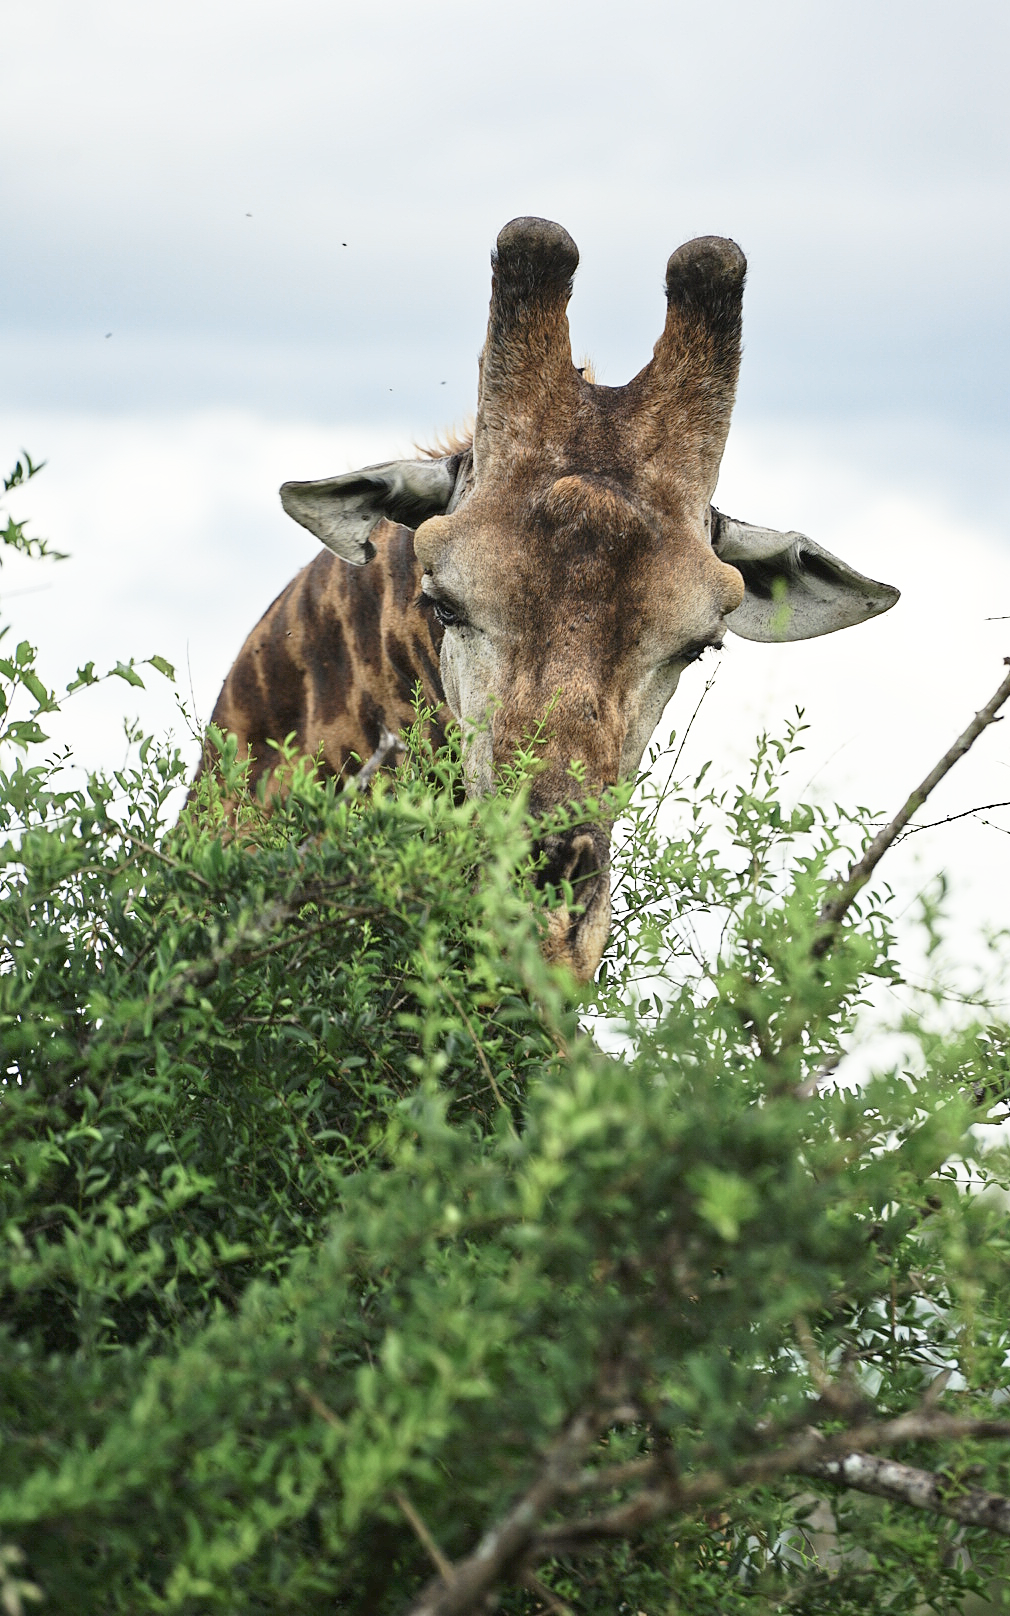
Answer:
[203,217,898,979]
[205,522,447,797]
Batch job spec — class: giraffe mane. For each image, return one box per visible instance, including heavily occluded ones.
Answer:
[416,361,595,462]
[416,420,475,460]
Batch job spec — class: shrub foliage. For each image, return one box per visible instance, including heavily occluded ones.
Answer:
[3,465,1010,1615]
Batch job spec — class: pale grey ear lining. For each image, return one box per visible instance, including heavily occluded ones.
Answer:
[711,509,900,643]
[279,478,385,565]
[279,456,462,566]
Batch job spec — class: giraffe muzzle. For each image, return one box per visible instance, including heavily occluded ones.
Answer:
[532,824,612,982]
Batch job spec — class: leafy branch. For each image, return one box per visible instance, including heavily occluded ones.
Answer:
[1,451,66,566]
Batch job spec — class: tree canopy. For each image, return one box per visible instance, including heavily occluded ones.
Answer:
[3,461,1010,1615]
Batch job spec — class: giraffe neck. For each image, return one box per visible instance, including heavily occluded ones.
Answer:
[206,522,447,794]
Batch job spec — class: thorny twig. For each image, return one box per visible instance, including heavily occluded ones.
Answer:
[440,978,511,1117]
[895,800,1010,837]
[610,669,719,902]
[813,659,1010,957]
[395,1492,457,1586]
[520,1571,576,1615]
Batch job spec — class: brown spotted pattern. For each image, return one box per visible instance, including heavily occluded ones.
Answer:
[203,520,447,796]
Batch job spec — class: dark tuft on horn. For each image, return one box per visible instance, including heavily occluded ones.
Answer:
[664,236,747,334]
[494,217,579,298]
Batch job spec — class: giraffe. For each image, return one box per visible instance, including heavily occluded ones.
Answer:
[205,217,899,979]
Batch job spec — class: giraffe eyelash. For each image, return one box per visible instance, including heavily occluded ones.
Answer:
[680,641,723,665]
[418,591,466,629]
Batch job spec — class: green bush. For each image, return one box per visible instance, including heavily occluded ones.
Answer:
[3,462,1010,1615]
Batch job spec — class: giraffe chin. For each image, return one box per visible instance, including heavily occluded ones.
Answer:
[540,878,612,984]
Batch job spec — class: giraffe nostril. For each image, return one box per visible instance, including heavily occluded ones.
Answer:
[564,833,602,889]
[533,829,608,898]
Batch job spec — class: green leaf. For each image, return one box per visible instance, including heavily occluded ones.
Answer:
[3,449,46,492]
[688,1166,760,1242]
[20,670,55,709]
[111,660,146,689]
[67,662,98,693]
[1,718,49,747]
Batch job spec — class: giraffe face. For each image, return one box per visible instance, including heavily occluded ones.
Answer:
[413,470,744,801]
[277,219,899,981]
[413,464,744,980]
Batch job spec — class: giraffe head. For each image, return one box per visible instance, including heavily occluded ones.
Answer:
[281,218,898,980]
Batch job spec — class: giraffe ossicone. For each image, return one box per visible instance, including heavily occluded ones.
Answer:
[205,217,899,981]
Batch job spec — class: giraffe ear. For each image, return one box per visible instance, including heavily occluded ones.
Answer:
[280,456,463,564]
[711,509,900,642]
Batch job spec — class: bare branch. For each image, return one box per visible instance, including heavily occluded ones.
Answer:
[521,1571,576,1615]
[561,1457,656,1496]
[531,1410,1010,1560]
[404,1407,604,1616]
[395,1491,457,1586]
[803,1450,1010,1536]
[895,800,1010,837]
[531,1482,672,1556]
[978,817,1010,837]
[813,660,1010,956]
[399,1404,1010,1613]
[347,726,405,793]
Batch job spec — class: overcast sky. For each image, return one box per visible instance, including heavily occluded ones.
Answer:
[4,1,1008,441]
[2,0,1009,981]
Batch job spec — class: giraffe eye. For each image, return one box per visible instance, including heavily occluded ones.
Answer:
[432,599,462,628]
[680,640,722,665]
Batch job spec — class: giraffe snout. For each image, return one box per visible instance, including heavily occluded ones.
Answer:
[533,824,612,982]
